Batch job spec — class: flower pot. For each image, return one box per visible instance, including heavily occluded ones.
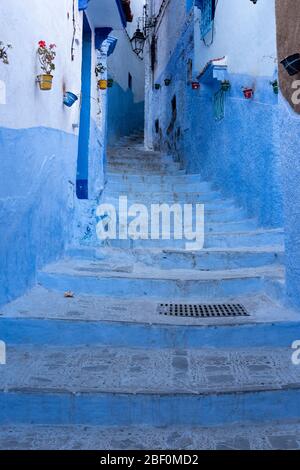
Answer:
[271,80,279,95]
[164,78,171,86]
[243,88,253,99]
[107,79,114,88]
[98,79,107,90]
[63,91,79,107]
[37,74,53,91]
[221,80,231,92]
[280,54,300,76]
[191,82,200,90]
[154,83,161,90]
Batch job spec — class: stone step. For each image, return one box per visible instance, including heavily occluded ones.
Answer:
[1,421,300,449]
[104,189,223,203]
[93,228,283,250]
[102,195,236,211]
[2,287,299,346]
[37,259,284,300]
[66,245,284,270]
[106,173,203,185]
[0,345,299,427]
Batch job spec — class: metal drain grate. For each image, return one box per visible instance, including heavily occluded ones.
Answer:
[158,303,249,318]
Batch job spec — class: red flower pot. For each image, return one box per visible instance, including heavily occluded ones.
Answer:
[243,88,253,99]
[191,82,200,90]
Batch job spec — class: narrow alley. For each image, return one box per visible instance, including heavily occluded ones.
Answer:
[1,0,300,454]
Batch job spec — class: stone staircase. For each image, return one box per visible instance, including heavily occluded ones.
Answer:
[1,133,300,449]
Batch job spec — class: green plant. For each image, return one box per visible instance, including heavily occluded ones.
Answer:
[0,42,12,64]
[37,41,56,75]
[95,63,106,77]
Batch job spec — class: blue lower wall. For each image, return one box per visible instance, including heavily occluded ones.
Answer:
[0,126,78,306]
[152,24,283,228]
[107,82,144,145]
[278,96,300,307]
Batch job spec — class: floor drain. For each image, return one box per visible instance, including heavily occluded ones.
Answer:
[158,303,249,318]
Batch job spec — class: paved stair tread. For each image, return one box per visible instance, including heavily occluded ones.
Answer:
[1,421,300,450]
[39,258,284,281]
[0,345,299,395]
[2,286,298,326]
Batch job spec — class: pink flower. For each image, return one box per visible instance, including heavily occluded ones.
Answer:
[38,40,46,48]
[49,44,56,49]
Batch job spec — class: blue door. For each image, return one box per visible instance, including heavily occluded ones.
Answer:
[76,13,92,199]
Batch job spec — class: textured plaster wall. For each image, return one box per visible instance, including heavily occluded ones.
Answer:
[275,0,300,307]
[148,1,282,228]
[0,0,105,305]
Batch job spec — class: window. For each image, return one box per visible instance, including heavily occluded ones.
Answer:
[128,72,132,90]
[195,0,216,39]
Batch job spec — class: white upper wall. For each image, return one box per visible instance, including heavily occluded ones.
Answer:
[194,0,277,77]
[108,0,145,103]
[0,0,85,132]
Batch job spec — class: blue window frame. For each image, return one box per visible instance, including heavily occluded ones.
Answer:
[195,0,215,39]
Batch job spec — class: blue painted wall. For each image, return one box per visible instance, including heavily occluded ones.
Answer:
[0,127,77,306]
[107,82,144,144]
[277,95,300,307]
[151,19,283,228]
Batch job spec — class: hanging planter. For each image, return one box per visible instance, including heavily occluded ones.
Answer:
[280,54,300,76]
[242,87,254,99]
[271,80,279,95]
[154,83,161,90]
[98,79,107,90]
[107,78,114,88]
[37,41,56,91]
[221,80,231,92]
[37,74,53,91]
[191,81,200,90]
[164,78,171,86]
[63,91,78,107]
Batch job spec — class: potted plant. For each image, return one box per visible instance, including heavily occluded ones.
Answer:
[191,81,200,90]
[154,83,161,90]
[95,63,107,90]
[37,41,56,90]
[107,78,114,88]
[0,42,12,64]
[221,80,231,92]
[63,91,79,107]
[242,87,254,99]
[271,79,279,95]
[164,78,171,86]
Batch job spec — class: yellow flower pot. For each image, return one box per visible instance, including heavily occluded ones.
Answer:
[37,74,53,91]
[98,79,107,90]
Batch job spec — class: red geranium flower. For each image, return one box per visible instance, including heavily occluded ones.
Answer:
[38,40,46,48]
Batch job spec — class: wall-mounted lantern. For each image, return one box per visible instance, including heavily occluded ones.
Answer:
[130,27,146,58]
[243,87,254,99]
[131,3,156,58]
[280,54,300,76]
[63,91,78,107]
[164,78,171,86]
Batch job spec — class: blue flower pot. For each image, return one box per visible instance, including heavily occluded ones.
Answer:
[63,91,78,107]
